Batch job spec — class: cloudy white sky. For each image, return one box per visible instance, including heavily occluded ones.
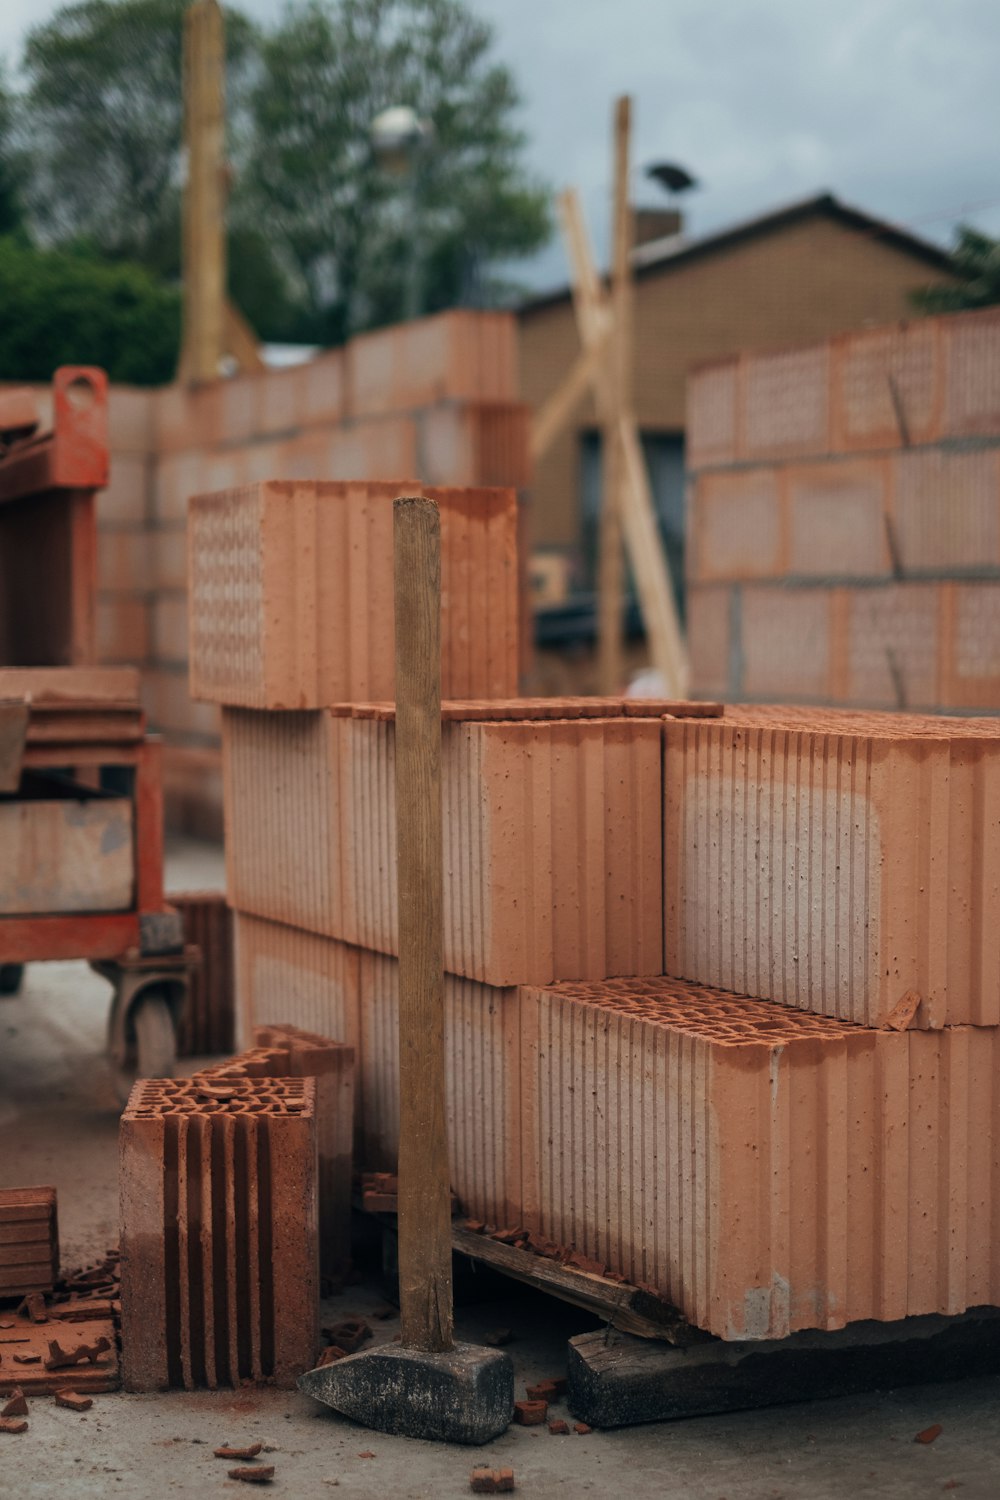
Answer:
[3,0,999,289]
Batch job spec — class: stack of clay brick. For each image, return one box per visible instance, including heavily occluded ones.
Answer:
[84,308,528,836]
[187,477,1000,1356]
[685,305,1000,713]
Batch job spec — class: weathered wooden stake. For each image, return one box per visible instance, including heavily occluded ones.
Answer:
[393,495,454,1353]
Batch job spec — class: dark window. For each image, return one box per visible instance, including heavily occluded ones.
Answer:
[579,430,686,619]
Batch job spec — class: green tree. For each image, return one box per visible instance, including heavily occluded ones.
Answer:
[912,225,1000,314]
[246,0,550,343]
[0,237,180,384]
[19,0,258,269]
[0,67,25,237]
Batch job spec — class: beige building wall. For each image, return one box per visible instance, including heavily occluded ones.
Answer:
[519,210,956,554]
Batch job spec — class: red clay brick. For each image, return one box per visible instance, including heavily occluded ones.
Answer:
[120,1077,318,1391]
[187,481,519,708]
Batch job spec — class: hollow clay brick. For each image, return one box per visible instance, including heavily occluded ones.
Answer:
[187,480,518,708]
[941,582,1000,710]
[740,344,831,460]
[663,713,1000,1028]
[357,948,520,1225]
[197,1025,354,1280]
[518,977,1000,1340]
[685,359,739,470]
[222,709,344,937]
[233,912,361,1064]
[941,307,1000,438]
[830,320,943,452]
[344,714,664,985]
[689,469,785,582]
[171,891,235,1057]
[120,1077,318,1391]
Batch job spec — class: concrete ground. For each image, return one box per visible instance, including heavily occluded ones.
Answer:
[2,839,998,1499]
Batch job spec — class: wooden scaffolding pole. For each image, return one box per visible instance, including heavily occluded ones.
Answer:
[178,0,263,384]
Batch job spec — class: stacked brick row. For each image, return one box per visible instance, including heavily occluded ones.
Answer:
[190,471,1000,1349]
[0,1187,59,1298]
[685,306,1000,712]
[85,309,529,835]
[119,1076,317,1391]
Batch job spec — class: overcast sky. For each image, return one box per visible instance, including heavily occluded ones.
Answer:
[3,0,999,290]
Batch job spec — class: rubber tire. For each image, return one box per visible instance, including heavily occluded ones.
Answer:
[113,989,177,1106]
[0,963,24,996]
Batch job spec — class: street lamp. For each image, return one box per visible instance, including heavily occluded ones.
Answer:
[370,106,434,320]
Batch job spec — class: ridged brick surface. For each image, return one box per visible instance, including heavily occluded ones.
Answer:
[233,911,360,1061]
[517,977,1000,1340]
[663,715,1000,1027]
[120,1076,317,1391]
[345,716,664,984]
[188,481,518,707]
[196,1025,354,1279]
[357,949,519,1225]
[222,710,343,936]
[0,1187,59,1298]
[171,891,235,1056]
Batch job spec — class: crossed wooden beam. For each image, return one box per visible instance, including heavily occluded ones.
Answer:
[531,99,689,698]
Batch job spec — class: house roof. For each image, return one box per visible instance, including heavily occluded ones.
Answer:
[518,191,955,317]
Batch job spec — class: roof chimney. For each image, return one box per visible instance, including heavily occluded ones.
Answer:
[633,205,683,247]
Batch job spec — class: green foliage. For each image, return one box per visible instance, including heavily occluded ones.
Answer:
[19,0,258,267]
[6,0,550,359]
[912,225,1000,314]
[0,236,180,383]
[0,67,25,236]
[248,0,550,342]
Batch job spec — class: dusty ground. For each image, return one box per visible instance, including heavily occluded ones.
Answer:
[2,839,999,1498]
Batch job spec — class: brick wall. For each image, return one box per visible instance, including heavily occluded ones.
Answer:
[685,307,1000,713]
[86,310,529,833]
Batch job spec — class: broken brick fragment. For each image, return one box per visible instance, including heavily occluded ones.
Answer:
[54,1391,93,1412]
[526,1377,565,1403]
[228,1466,275,1483]
[1,1389,28,1418]
[0,1418,27,1434]
[573,1423,592,1435]
[17,1294,47,1324]
[547,1420,569,1435]
[44,1336,111,1370]
[494,1471,515,1493]
[12,1355,40,1365]
[915,1424,943,1445]
[214,1442,263,1459]
[315,1346,348,1368]
[492,1228,527,1247]
[463,1221,486,1235]
[470,1469,497,1494]
[565,1251,607,1278]
[513,1400,546,1426]
[322,1318,371,1354]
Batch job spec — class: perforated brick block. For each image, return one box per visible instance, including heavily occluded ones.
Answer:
[197,1026,354,1279]
[357,949,519,1224]
[518,976,1000,1340]
[171,891,235,1056]
[187,480,518,707]
[343,714,664,984]
[663,712,1000,1028]
[120,1077,318,1391]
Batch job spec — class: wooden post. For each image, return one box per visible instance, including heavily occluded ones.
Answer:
[179,0,226,384]
[598,95,632,695]
[393,495,454,1354]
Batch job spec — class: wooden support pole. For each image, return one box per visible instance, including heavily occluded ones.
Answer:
[531,334,609,463]
[598,94,632,695]
[393,495,454,1355]
[179,0,226,384]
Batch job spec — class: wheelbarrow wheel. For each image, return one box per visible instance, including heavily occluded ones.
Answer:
[112,985,177,1106]
[0,963,24,996]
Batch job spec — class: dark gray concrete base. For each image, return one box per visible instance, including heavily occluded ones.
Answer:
[298,1341,514,1445]
[568,1308,1000,1429]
